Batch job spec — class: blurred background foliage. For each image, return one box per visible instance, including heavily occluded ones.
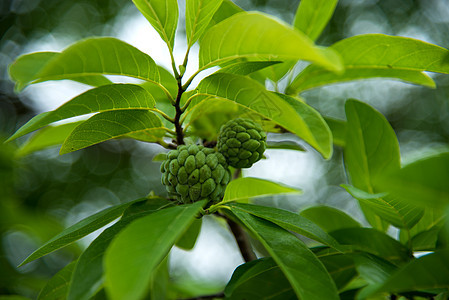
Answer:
[1,0,449,298]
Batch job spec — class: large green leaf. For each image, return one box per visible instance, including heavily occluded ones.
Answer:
[132,0,178,49]
[19,200,143,267]
[289,34,449,92]
[229,208,339,300]
[342,184,424,230]
[38,261,77,300]
[9,52,112,92]
[186,0,223,47]
[68,198,171,300]
[199,12,343,72]
[7,84,156,142]
[229,203,341,250]
[299,206,361,233]
[224,258,295,300]
[217,61,282,76]
[330,228,412,265]
[206,0,242,30]
[60,110,164,154]
[104,201,205,300]
[35,38,160,85]
[319,254,357,290]
[353,253,397,285]
[196,73,333,158]
[16,121,84,157]
[378,152,449,207]
[175,218,202,250]
[222,177,301,203]
[293,0,338,41]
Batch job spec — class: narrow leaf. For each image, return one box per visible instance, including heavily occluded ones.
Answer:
[104,201,205,300]
[131,0,178,49]
[299,206,361,233]
[186,0,223,47]
[293,0,338,41]
[19,200,142,267]
[199,12,343,72]
[9,52,112,92]
[196,73,333,158]
[38,261,77,300]
[217,61,282,76]
[35,38,160,84]
[8,84,155,142]
[290,34,448,92]
[230,203,341,250]
[266,140,306,152]
[60,110,163,154]
[230,208,339,300]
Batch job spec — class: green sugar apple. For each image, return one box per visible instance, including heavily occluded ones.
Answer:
[217,118,267,168]
[161,144,231,203]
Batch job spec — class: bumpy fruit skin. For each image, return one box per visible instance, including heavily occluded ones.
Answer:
[217,118,267,168]
[161,144,231,204]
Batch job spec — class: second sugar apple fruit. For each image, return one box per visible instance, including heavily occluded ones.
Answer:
[217,118,267,168]
[161,144,231,204]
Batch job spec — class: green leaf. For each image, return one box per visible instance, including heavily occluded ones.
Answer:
[289,34,449,92]
[35,38,160,85]
[217,61,282,76]
[342,184,424,230]
[222,177,301,203]
[19,200,142,267]
[38,261,76,300]
[9,52,112,92]
[60,110,163,154]
[374,250,449,295]
[266,140,306,152]
[196,73,333,158]
[68,197,171,300]
[132,0,178,49]
[229,208,339,300]
[378,152,449,207]
[299,206,361,233]
[186,0,223,47]
[293,0,338,41]
[224,258,295,300]
[352,253,397,285]
[16,121,84,157]
[104,201,205,300]
[324,117,346,147]
[330,228,412,265]
[175,218,202,250]
[7,84,156,142]
[199,12,343,72]
[319,254,357,290]
[207,0,242,29]
[229,203,341,250]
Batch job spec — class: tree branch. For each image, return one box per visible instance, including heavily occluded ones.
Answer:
[224,215,256,263]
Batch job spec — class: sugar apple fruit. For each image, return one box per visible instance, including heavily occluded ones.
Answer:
[217,118,267,168]
[161,144,231,203]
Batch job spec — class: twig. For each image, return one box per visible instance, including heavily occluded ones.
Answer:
[180,292,225,300]
[224,214,256,263]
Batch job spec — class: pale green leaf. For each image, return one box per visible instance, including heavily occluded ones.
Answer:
[217,61,282,76]
[229,208,339,300]
[19,200,142,266]
[7,84,156,142]
[199,12,343,72]
[35,38,160,84]
[229,203,341,250]
[38,261,76,300]
[132,0,178,49]
[17,121,84,157]
[324,117,346,147]
[206,0,243,30]
[186,0,223,47]
[290,34,449,92]
[104,201,205,300]
[196,73,333,158]
[293,0,338,41]
[175,218,202,250]
[9,52,112,92]
[266,140,306,152]
[68,198,171,300]
[60,110,164,154]
[299,206,361,233]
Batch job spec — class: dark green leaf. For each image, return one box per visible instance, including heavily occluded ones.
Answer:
[353,253,397,284]
[320,254,357,290]
[199,12,343,72]
[290,34,447,92]
[186,0,223,47]
[230,208,339,300]
[324,117,346,147]
[217,61,282,76]
[132,0,178,49]
[60,110,164,154]
[299,206,361,233]
[38,261,76,300]
[225,258,295,300]
[104,201,205,300]
[19,200,142,267]
[293,0,338,41]
[175,218,202,250]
